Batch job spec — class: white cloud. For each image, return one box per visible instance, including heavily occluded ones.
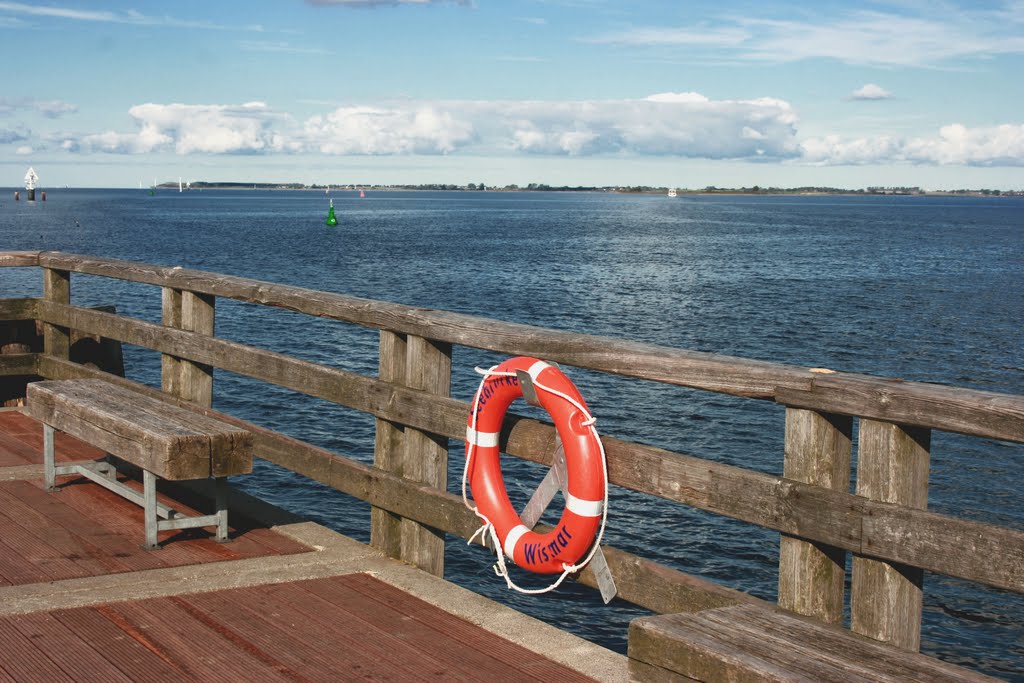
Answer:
[585,25,749,48]
[73,102,293,155]
[585,6,1024,68]
[15,145,32,155]
[489,94,800,158]
[0,1,264,31]
[0,127,29,144]
[58,94,801,161]
[800,124,1024,166]
[848,84,893,101]
[238,41,333,56]
[0,98,77,118]
[304,105,475,154]
[49,97,1024,168]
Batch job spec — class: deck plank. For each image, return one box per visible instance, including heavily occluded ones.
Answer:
[181,589,439,682]
[234,581,443,682]
[0,574,596,682]
[0,412,601,682]
[0,410,310,585]
[7,613,134,683]
[0,508,93,582]
[51,608,192,682]
[103,599,294,682]
[0,484,138,576]
[0,618,75,683]
[0,480,168,573]
[341,573,599,681]
[305,574,598,682]
[169,592,348,682]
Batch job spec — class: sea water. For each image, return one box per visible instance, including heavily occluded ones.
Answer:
[1,188,1021,678]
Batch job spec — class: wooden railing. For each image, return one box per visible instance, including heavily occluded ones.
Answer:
[2,250,1022,658]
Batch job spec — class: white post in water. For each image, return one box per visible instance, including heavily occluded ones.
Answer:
[24,167,38,202]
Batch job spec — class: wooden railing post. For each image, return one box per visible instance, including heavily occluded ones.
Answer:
[851,419,930,650]
[778,408,852,623]
[371,330,407,560]
[180,291,215,407]
[161,287,183,398]
[42,268,70,360]
[370,330,451,577]
[400,335,451,576]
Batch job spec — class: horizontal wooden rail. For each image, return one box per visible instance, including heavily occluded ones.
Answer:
[0,252,40,268]
[18,252,1024,443]
[30,307,1024,594]
[33,251,814,399]
[0,353,36,376]
[37,356,757,616]
[0,298,37,321]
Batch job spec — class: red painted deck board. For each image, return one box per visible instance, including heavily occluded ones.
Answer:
[0,410,599,682]
[0,410,310,585]
[0,575,597,683]
[6,613,134,683]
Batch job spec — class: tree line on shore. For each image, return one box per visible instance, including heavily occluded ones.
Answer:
[167,181,1020,196]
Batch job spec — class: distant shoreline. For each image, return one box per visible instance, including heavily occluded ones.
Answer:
[151,182,1022,197]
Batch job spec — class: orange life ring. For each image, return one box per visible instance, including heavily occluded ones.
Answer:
[466,356,606,575]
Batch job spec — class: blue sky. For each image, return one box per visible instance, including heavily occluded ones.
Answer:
[2,0,1023,189]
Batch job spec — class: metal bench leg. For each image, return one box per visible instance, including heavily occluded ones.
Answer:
[214,477,230,542]
[43,424,57,492]
[143,469,160,550]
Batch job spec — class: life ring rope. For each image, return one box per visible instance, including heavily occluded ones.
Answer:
[461,363,609,595]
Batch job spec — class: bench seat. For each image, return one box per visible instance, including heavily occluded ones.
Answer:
[25,379,253,548]
[27,379,252,480]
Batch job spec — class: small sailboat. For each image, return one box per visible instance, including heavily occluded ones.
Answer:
[667,188,677,197]
[359,189,365,199]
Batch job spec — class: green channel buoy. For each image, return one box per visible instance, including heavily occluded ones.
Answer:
[326,198,338,226]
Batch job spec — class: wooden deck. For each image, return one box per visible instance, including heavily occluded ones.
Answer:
[0,410,613,682]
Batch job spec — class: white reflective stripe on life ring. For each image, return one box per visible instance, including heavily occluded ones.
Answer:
[503,524,531,559]
[566,492,604,518]
[466,426,500,448]
[527,360,550,382]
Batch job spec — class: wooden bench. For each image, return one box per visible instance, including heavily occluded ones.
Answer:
[629,603,996,682]
[25,379,253,549]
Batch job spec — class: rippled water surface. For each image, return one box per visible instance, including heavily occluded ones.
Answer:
[2,189,1022,679]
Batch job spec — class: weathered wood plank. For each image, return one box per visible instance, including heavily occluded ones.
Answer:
[32,323,1024,595]
[0,298,38,321]
[629,604,996,682]
[778,409,851,624]
[399,335,451,576]
[32,252,822,399]
[776,376,1024,445]
[161,287,182,398]
[33,252,1024,443]
[42,269,70,361]
[25,379,252,479]
[371,329,406,560]
[0,252,40,268]
[32,359,764,617]
[180,290,214,407]
[0,354,36,377]
[852,420,930,651]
